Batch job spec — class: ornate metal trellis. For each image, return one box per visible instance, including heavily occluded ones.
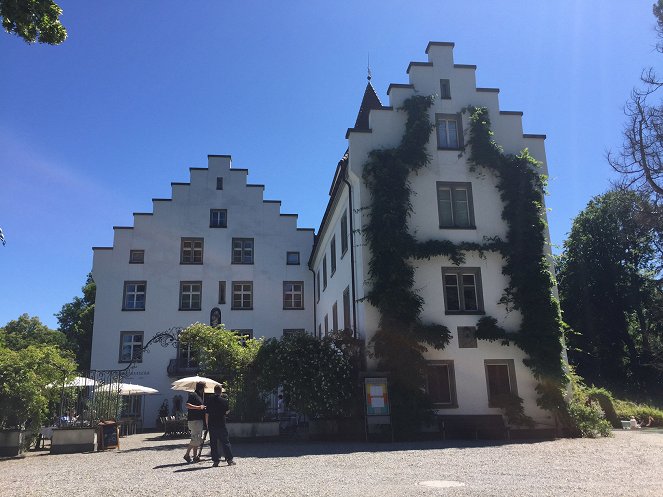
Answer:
[56,328,184,427]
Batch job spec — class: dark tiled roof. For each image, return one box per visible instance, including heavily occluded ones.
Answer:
[353,82,383,130]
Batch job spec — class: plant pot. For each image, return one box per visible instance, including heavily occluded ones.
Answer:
[50,427,96,454]
[0,430,26,457]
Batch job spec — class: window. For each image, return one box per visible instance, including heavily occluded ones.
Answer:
[343,287,351,330]
[218,281,226,305]
[286,251,300,265]
[121,395,142,416]
[437,182,475,229]
[440,79,451,99]
[318,323,322,338]
[458,326,478,348]
[332,302,338,332]
[179,281,202,310]
[178,342,198,369]
[232,238,254,264]
[119,331,143,363]
[216,177,223,190]
[324,314,329,336]
[441,267,484,314]
[122,281,146,310]
[426,361,457,407]
[210,209,227,228]
[181,238,203,264]
[129,250,144,264]
[341,211,348,256]
[485,360,518,407]
[323,255,328,289]
[316,270,321,303]
[330,236,337,276]
[231,281,253,309]
[283,329,305,337]
[283,281,304,309]
[436,113,462,149]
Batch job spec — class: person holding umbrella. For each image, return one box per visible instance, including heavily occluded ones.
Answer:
[183,382,206,463]
[205,384,235,467]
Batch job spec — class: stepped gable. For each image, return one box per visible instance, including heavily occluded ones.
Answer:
[93,154,312,252]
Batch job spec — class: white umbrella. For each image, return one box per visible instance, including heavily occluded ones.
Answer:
[117,383,159,396]
[47,376,99,388]
[171,375,222,394]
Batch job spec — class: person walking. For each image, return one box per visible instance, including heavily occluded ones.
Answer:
[183,382,206,463]
[205,384,235,467]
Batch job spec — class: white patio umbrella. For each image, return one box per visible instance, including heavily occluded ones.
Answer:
[47,376,99,388]
[171,375,222,394]
[117,383,159,396]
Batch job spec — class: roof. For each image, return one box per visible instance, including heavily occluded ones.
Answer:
[353,82,383,130]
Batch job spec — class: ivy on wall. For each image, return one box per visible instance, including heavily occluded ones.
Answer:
[361,96,567,431]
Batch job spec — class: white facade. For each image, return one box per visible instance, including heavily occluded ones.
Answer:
[310,42,555,424]
[90,155,314,427]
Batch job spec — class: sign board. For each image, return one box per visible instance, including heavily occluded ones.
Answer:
[98,421,119,450]
[364,378,390,416]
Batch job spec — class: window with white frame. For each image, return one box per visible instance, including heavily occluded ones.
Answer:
[210,209,227,228]
[179,281,202,310]
[129,250,144,264]
[426,361,457,407]
[123,281,146,310]
[178,341,198,369]
[119,331,143,362]
[436,113,462,149]
[232,281,253,309]
[441,267,483,314]
[485,360,518,407]
[283,281,304,309]
[181,238,203,264]
[437,182,475,229]
[232,238,254,264]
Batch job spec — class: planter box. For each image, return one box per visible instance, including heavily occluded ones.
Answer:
[0,430,26,457]
[227,421,279,438]
[51,428,97,454]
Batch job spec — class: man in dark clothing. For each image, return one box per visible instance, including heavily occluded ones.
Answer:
[205,385,235,467]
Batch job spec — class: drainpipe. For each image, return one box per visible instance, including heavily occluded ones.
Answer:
[308,255,317,338]
[342,175,358,338]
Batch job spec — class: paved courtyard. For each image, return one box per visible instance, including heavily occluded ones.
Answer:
[1,430,662,496]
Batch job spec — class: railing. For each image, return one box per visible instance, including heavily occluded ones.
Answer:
[166,358,199,377]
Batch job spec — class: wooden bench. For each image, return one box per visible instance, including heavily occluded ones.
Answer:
[438,415,509,440]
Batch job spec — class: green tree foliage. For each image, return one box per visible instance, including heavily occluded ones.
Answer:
[254,331,361,419]
[178,323,265,421]
[557,189,663,395]
[0,0,66,44]
[56,274,95,370]
[0,313,66,350]
[0,345,76,430]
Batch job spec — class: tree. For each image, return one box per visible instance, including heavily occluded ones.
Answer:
[56,273,95,370]
[0,0,66,44]
[608,2,663,210]
[0,313,66,350]
[557,189,663,396]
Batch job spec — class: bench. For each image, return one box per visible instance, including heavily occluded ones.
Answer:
[438,415,509,440]
[621,420,632,429]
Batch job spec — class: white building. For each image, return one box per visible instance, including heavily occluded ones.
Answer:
[92,41,559,428]
[90,156,314,427]
[310,41,555,426]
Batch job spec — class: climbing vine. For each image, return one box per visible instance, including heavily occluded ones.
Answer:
[361,97,567,432]
[466,106,568,415]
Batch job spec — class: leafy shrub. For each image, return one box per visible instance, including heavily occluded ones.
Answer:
[567,398,613,438]
[585,387,620,428]
[613,398,663,426]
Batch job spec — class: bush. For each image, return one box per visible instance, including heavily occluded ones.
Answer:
[613,399,663,427]
[585,387,620,428]
[567,398,613,438]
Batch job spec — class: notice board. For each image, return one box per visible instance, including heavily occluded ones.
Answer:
[98,421,119,450]
[364,378,390,416]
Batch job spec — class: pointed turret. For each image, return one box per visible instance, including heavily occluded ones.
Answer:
[353,81,382,130]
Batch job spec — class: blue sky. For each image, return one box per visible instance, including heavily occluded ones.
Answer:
[0,0,659,329]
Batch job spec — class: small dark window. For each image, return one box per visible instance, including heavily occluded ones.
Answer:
[426,361,457,406]
[457,326,478,348]
[440,79,451,99]
[330,237,337,276]
[218,281,226,304]
[324,314,329,336]
[340,211,348,256]
[323,256,328,289]
[129,250,144,264]
[485,360,517,407]
[332,302,338,331]
[216,177,224,190]
[343,287,351,330]
[316,271,321,303]
[210,209,227,228]
[286,251,300,265]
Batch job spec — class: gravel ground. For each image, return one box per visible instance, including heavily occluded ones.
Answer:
[1,430,662,497]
